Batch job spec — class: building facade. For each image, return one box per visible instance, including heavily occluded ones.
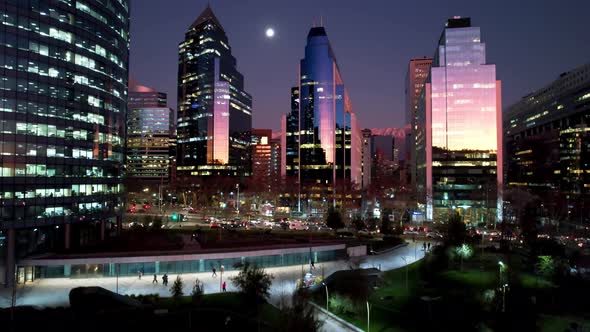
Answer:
[505,63,590,222]
[251,129,273,192]
[0,0,129,286]
[176,5,252,179]
[416,17,502,224]
[126,83,175,190]
[284,26,362,210]
[361,129,372,190]
[406,58,433,187]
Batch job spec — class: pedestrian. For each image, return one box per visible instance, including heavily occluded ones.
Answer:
[311,261,315,270]
[162,274,168,286]
[222,281,226,292]
[153,274,158,283]
[212,267,217,277]
[427,242,431,251]
[138,270,142,280]
[423,242,427,251]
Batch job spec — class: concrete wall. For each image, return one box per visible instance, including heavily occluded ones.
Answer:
[346,245,367,257]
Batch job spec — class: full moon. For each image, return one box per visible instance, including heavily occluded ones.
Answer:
[265,28,275,38]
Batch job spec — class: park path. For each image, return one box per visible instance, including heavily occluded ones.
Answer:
[0,241,427,309]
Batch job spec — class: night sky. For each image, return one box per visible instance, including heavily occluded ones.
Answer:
[129,0,590,131]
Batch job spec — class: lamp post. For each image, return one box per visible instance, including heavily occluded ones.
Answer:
[322,282,329,311]
[498,261,505,283]
[366,301,371,332]
[236,184,240,215]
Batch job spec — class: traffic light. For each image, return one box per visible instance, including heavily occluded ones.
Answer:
[171,213,178,221]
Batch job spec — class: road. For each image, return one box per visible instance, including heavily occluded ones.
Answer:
[0,241,427,309]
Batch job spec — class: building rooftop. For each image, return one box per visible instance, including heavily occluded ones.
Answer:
[190,4,224,32]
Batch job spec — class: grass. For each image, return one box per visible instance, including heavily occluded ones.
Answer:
[439,270,497,288]
[520,273,554,289]
[538,314,590,332]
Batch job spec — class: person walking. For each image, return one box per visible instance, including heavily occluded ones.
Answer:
[212,267,217,277]
[222,281,226,292]
[427,242,431,251]
[152,274,158,284]
[423,242,427,251]
[138,270,142,280]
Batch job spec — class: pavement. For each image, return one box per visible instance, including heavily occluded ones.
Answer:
[0,240,427,319]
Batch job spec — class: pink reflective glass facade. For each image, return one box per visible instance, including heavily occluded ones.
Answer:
[423,26,502,223]
[212,80,230,164]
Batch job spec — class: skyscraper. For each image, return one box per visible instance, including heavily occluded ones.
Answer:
[406,58,432,187]
[284,26,361,209]
[505,63,590,222]
[127,83,175,191]
[176,5,252,179]
[406,58,433,128]
[416,17,502,224]
[0,0,129,286]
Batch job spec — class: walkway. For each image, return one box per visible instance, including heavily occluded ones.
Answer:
[0,241,426,308]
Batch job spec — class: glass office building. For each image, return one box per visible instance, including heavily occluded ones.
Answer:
[505,63,590,222]
[127,83,174,189]
[0,0,129,286]
[176,5,252,179]
[284,26,361,208]
[416,17,502,224]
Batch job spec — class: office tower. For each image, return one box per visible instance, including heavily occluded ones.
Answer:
[251,129,273,192]
[406,58,433,187]
[406,58,433,128]
[0,0,129,286]
[176,5,252,179]
[284,26,362,209]
[362,129,372,190]
[416,17,502,224]
[127,83,175,191]
[505,63,590,222]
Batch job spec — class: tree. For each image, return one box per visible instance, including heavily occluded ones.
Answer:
[170,275,184,299]
[444,212,466,246]
[351,213,364,231]
[380,208,393,234]
[280,288,322,332]
[231,262,274,301]
[455,244,473,271]
[191,278,204,304]
[326,207,344,230]
[536,256,556,279]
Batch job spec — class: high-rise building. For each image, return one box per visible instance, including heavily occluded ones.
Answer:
[416,17,502,224]
[127,83,175,191]
[0,0,129,286]
[406,58,433,128]
[505,63,590,222]
[284,26,361,209]
[251,129,273,192]
[176,5,252,179]
[406,58,433,187]
[361,129,372,190]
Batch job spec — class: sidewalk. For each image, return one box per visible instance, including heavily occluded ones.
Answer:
[0,240,426,308]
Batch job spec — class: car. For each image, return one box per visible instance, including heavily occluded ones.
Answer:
[426,231,443,239]
[210,222,221,229]
[182,206,193,211]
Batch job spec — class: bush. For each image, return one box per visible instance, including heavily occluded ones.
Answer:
[329,294,357,316]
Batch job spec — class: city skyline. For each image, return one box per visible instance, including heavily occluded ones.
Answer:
[130,0,590,130]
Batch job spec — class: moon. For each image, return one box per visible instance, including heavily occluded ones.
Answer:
[265,27,275,38]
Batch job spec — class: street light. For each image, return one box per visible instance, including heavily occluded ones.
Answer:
[498,261,505,282]
[366,301,371,332]
[322,282,329,311]
[236,184,240,215]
